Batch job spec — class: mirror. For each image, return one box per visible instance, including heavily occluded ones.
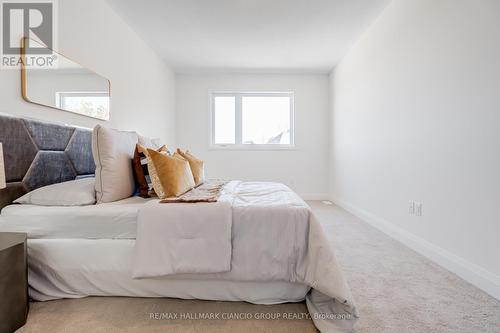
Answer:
[21,38,111,121]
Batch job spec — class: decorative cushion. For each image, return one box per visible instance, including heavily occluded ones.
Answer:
[92,125,138,203]
[132,144,168,198]
[138,134,161,149]
[176,149,205,186]
[14,178,96,206]
[147,149,195,199]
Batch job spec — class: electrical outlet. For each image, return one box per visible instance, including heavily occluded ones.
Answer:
[408,201,415,215]
[415,202,422,216]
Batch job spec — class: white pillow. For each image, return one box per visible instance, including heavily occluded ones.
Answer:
[14,178,96,206]
[92,125,138,203]
[138,134,161,149]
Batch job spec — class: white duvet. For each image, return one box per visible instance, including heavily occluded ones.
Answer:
[133,200,233,276]
[133,181,358,332]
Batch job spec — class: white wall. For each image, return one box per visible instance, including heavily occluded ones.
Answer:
[176,74,330,199]
[330,0,500,298]
[0,0,175,143]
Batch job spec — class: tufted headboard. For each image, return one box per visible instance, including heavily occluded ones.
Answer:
[0,113,95,210]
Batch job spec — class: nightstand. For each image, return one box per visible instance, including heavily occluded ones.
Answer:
[0,233,28,333]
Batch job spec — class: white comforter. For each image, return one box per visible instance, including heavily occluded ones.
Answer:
[133,200,232,277]
[133,181,358,332]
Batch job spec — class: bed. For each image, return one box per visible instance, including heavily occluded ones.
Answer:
[0,114,357,332]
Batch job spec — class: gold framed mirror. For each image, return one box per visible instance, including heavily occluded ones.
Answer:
[21,37,111,121]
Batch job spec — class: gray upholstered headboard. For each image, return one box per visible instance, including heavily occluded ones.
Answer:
[0,113,95,210]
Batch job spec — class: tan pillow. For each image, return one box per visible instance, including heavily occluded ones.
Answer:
[147,149,195,198]
[92,125,138,203]
[171,151,185,161]
[176,149,205,186]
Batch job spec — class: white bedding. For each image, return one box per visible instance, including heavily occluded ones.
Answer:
[0,196,152,239]
[28,239,310,304]
[1,181,358,332]
[133,200,233,277]
[134,181,311,281]
[134,181,358,332]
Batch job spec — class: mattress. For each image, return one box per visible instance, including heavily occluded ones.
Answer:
[28,238,310,303]
[0,196,154,239]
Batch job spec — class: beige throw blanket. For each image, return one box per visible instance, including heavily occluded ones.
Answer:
[133,199,232,277]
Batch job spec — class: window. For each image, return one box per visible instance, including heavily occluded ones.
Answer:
[210,92,294,149]
[56,92,110,120]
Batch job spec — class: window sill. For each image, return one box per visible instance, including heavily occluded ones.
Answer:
[209,145,296,151]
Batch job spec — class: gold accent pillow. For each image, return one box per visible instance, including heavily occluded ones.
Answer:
[147,149,195,198]
[176,149,205,186]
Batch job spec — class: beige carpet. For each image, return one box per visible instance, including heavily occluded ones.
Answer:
[18,202,500,333]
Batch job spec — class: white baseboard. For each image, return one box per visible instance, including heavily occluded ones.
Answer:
[331,195,500,300]
[300,193,330,201]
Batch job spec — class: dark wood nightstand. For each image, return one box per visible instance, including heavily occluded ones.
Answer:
[0,233,28,333]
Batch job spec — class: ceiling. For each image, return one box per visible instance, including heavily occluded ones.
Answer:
[106,0,390,74]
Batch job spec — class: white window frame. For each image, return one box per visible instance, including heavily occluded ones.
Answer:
[209,91,295,150]
[55,91,109,109]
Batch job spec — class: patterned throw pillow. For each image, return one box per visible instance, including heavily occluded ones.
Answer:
[132,144,168,198]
